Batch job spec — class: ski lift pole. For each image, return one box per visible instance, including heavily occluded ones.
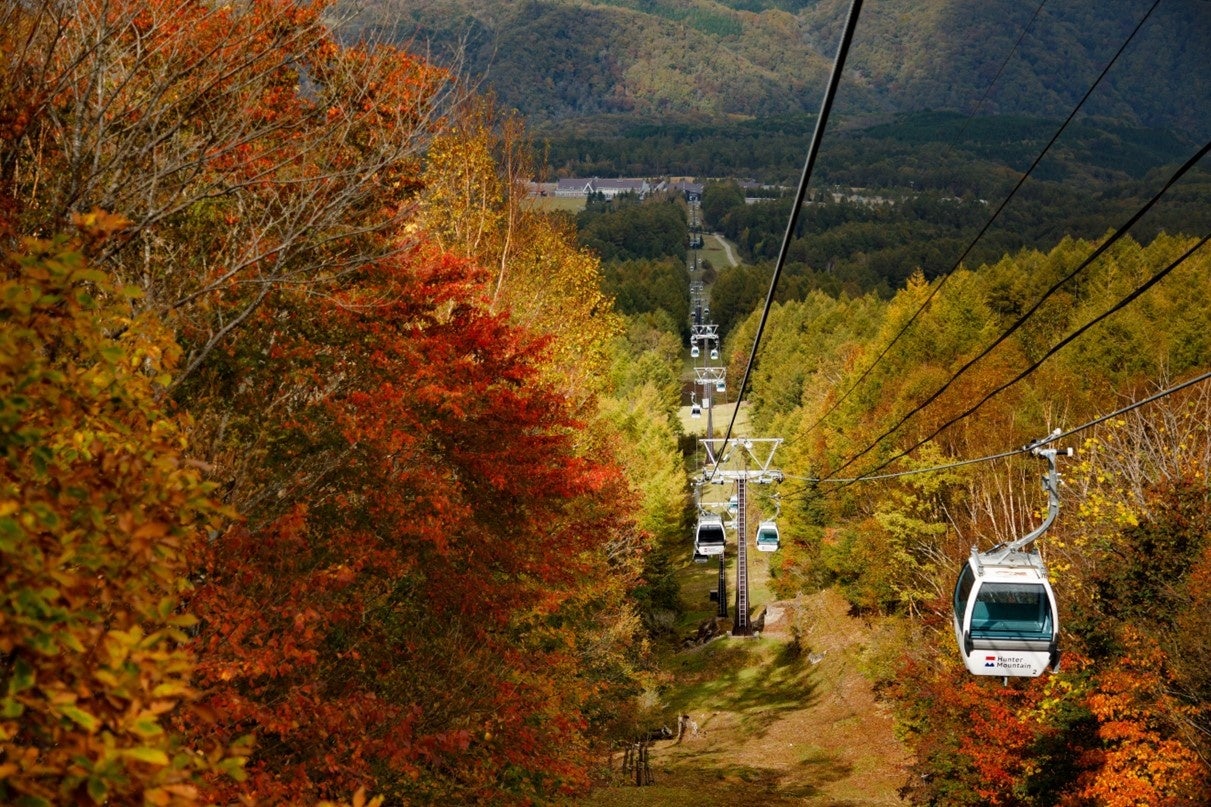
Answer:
[1007,431,1073,552]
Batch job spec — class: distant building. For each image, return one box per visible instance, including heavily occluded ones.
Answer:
[829,186,895,206]
[668,179,704,202]
[554,177,651,199]
[547,176,710,202]
[738,179,789,205]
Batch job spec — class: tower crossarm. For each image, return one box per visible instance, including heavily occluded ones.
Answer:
[699,437,783,483]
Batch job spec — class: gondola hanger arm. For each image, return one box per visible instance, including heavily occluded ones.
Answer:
[1007,432,1073,552]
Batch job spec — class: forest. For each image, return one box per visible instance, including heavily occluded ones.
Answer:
[538,111,1203,189]
[728,232,1211,804]
[576,192,688,263]
[696,168,1211,332]
[2,0,1209,805]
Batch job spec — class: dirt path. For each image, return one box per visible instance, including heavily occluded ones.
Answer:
[576,589,912,805]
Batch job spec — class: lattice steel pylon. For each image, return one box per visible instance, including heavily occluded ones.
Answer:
[698,438,782,635]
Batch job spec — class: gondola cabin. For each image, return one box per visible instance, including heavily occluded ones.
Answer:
[715,378,726,393]
[691,402,702,418]
[694,513,726,557]
[710,348,719,361]
[953,547,1059,678]
[727,495,738,514]
[691,345,700,358]
[755,520,780,552]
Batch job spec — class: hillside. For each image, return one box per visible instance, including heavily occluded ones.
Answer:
[339,0,1211,137]
[572,590,912,806]
[3,0,1209,804]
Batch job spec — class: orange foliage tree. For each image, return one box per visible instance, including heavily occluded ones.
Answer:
[0,0,454,381]
[184,244,639,803]
[1074,628,1206,806]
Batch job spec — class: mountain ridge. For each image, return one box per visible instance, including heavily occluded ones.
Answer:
[339,0,1210,138]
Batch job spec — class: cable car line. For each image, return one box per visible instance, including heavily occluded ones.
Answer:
[821,141,1210,482]
[707,0,864,482]
[681,1,1189,662]
[770,368,1211,497]
[794,0,1164,448]
[828,234,1209,486]
[679,0,1188,680]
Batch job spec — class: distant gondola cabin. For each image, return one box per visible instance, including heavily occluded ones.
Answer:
[694,514,726,557]
[755,520,780,552]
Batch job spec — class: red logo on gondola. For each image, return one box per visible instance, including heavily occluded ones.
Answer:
[984,655,997,667]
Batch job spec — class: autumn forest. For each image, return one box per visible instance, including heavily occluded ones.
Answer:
[1,0,1210,805]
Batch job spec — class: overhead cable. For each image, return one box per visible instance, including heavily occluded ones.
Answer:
[1049,367,1211,445]
[799,0,1163,444]
[829,233,1210,487]
[707,0,863,474]
[777,367,1211,493]
[823,139,1210,481]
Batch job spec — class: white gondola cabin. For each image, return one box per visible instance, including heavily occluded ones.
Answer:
[694,513,726,557]
[690,402,702,418]
[953,548,1058,677]
[710,348,719,361]
[691,345,700,358]
[953,441,1070,678]
[755,520,780,552]
[715,378,726,393]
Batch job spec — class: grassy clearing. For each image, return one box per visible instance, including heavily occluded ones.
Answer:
[696,233,738,269]
[745,543,777,614]
[677,400,748,436]
[527,194,586,213]
[662,637,818,728]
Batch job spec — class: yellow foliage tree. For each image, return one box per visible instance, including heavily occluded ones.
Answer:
[419,97,622,405]
[0,219,239,805]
